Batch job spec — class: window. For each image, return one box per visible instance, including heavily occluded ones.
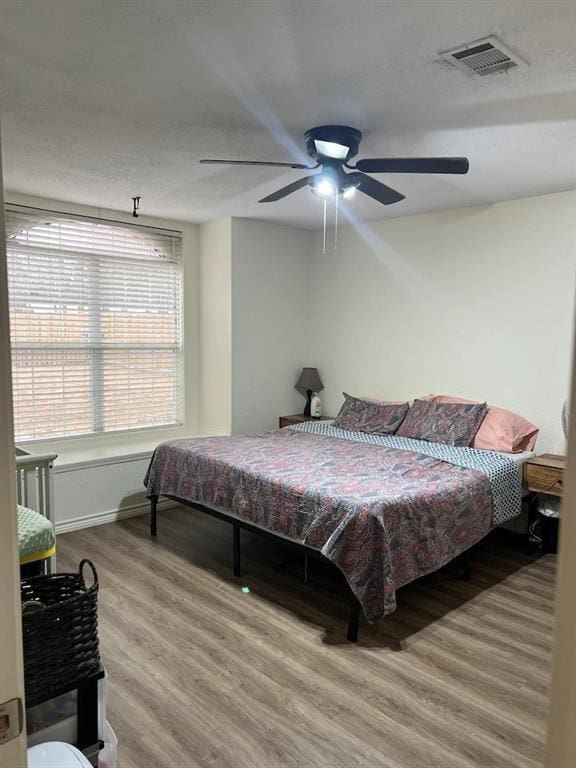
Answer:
[5,205,183,441]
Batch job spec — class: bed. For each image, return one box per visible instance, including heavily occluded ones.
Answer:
[144,420,532,641]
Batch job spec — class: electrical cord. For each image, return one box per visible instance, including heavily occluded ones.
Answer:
[537,478,563,493]
[529,519,543,544]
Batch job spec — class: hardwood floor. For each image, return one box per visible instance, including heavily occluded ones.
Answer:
[57,508,556,768]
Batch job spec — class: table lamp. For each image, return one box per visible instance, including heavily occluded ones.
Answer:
[296,367,324,417]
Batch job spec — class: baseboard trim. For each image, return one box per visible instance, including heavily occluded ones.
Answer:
[55,498,177,534]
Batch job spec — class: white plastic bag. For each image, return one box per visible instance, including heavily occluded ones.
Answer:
[98,721,117,768]
[539,497,561,518]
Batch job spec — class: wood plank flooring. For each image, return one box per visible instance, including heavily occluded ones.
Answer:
[57,508,556,768]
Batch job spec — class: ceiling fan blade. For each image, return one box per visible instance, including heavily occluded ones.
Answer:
[355,157,469,174]
[347,172,405,205]
[200,159,316,170]
[259,175,312,203]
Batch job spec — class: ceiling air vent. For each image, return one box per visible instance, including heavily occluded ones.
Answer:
[441,36,525,76]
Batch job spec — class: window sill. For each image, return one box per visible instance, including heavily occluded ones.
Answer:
[22,426,214,470]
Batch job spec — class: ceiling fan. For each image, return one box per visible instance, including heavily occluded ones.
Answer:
[200,125,469,206]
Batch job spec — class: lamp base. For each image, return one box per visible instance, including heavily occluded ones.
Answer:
[303,389,313,417]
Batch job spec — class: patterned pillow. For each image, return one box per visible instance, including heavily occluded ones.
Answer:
[395,399,487,447]
[420,395,539,452]
[333,393,409,435]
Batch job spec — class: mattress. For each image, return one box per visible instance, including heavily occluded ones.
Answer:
[504,450,535,465]
[500,449,533,498]
[18,504,56,565]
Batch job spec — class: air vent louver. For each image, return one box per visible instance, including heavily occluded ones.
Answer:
[441,36,525,76]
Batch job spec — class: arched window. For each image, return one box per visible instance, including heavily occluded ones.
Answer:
[5,205,183,441]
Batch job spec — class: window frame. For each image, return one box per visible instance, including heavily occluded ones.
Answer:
[5,204,185,444]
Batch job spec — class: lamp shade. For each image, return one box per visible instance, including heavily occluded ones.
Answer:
[296,367,324,393]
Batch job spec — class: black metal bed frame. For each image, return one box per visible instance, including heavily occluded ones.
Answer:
[149,494,471,642]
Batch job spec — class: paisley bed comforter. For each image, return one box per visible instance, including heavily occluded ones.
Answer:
[144,425,522,622]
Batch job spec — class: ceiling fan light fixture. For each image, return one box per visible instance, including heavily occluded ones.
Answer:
[342,185,356,199]
[313,139,349,160]
[312,177,336,198]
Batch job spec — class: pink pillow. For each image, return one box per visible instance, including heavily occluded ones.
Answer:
[360,396,407,405]
[421,395,539,453]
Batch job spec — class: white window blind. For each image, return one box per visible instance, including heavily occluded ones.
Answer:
[5,205,183,442]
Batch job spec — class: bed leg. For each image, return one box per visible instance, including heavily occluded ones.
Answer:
[347,598,360,643]
[461,549,471,581]
[233,524,241,577]
[150,495,158,537]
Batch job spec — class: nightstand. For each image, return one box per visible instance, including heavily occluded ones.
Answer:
[524,453,566,553]
[279,414,332,428]
[524,454,566,496]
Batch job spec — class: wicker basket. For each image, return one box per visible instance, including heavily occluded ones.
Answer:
[21,559,101,707]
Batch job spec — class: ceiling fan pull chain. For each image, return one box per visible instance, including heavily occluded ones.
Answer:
[322,198,327,254]
[334,192,339,251]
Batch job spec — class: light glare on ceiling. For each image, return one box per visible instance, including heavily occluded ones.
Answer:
[343,186,356,199]
[313,139,349,160]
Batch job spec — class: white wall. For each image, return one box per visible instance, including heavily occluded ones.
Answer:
[53,453,176,534]
[198,219,232,435]
[197,217,312,436]
[308,191,576,453]
[231,218,311,434]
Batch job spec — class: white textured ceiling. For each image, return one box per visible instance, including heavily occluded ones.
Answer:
[1,0,575,228]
